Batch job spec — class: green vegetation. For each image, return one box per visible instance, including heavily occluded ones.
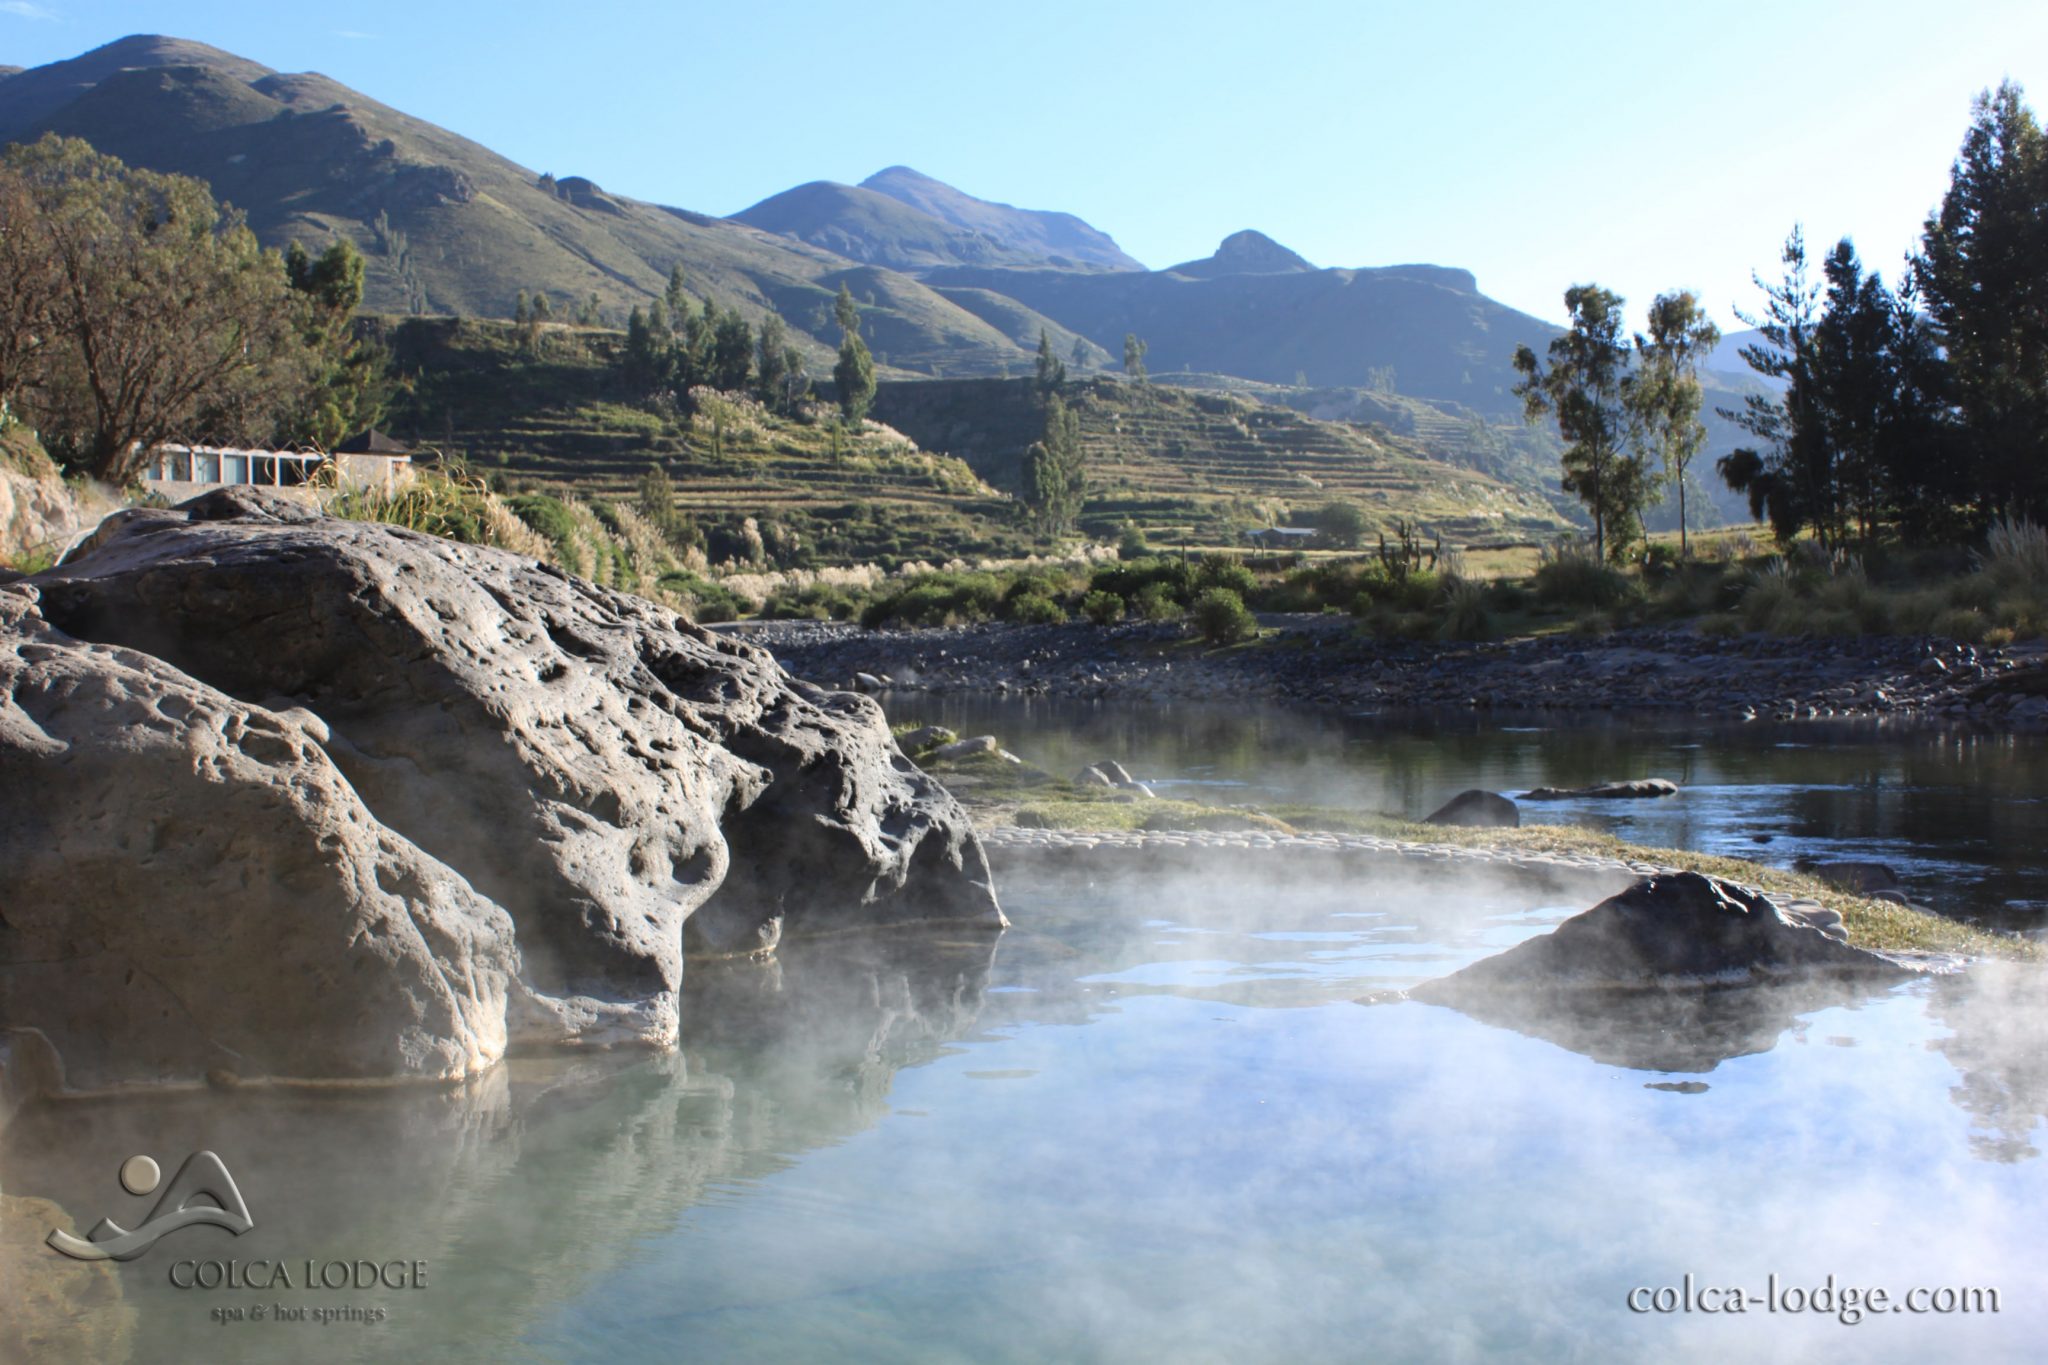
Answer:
[0,135,371,482]
[1514,286,1639,563]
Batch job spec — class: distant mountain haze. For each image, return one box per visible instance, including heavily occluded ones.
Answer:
[859,165,1146,272]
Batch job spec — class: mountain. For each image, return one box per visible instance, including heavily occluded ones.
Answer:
[0,35,1087,378]
[924,245,1551,415]
[1166,229,1314,278]
[730,179,1045,272]
[860,165,1145,272]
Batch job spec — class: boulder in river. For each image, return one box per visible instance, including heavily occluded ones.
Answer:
[1521,778,1679,800]
[1424,789,1520,828]
[3,489,1002,1100]
[1412,871,1910,999]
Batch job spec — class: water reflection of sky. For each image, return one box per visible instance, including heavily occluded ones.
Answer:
[886,697,2048,928]
[517,873,2046,1364]
[8,833,2044,1362]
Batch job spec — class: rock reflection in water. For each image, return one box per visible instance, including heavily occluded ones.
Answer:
[0,928,998,1365]
[1400,976,1897,1073]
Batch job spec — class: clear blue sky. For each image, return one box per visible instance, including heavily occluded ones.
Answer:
[5,1,2045,329]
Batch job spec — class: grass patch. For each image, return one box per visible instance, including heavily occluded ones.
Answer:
[933,751,2037,962]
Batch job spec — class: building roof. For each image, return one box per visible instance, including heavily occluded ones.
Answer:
[334,428,411,456]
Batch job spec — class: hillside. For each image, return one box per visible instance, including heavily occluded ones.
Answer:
[0,35,1074,381]
[922,248,1555,416]
[870,378,1572,546]
[377,319,1567,562]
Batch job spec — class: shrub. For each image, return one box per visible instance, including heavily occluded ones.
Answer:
[1116,521,1150,560]
[1933,606,1989,643]
[1978,515,2048,591]
[760,582,863,620]
[1134,581,1182,620]
[1533,540,1638,610]
[1081,589,1125,625]
[1005,593,1067,625]
[1194,554,1258,597]
[658,572,748,623]
[1091,555,1191,605]
[1439,577,1493,641]
[1191,587,1257,644]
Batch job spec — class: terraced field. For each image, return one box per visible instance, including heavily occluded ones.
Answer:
[384,318,1572,566]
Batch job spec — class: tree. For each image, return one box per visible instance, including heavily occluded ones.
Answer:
[1513,284,1641,562]
[1626,291,1719,557]
[1019,391,1084,533]
[513,290,530,326]
[1070,336,1091,373]
[1314,499,1370,549]
[1034,328,1066,392]
[1123,333,1148,382]
[833,287,875,422]
[622,304,668,394]
[1718,232,1829,545]
[710,308,754,391]
[1915,81,2048,521]
[755,314,789,411]
[664,265,689,329]
[282,236,390,449]
[531,291,552,322]
[0,135,325,483]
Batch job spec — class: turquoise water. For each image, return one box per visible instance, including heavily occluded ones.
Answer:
[6,860,2044,1363]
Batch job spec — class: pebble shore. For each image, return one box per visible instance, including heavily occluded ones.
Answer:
[727,618,2048,727]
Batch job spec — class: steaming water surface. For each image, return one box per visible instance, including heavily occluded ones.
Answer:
[7,857,2044,1363]
[886,696,2048,932]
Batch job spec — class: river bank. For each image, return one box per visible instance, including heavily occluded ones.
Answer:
[724,616,2048,725]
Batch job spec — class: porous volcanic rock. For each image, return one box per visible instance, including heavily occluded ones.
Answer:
[0,583,518,1093]
[5,489,1001,1095]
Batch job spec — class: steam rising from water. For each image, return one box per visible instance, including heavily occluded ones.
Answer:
[4,860,2042,1363]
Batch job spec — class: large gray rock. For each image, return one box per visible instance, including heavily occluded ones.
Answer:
[1521,778,1679,800]
[1413,871,1907,1000]
[0,465,85,569]
[0,584,519,1093]
[7,489,1001,1093]
[1424,789,1520,828]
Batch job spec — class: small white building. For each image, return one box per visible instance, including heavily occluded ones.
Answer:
[138,430,414,502]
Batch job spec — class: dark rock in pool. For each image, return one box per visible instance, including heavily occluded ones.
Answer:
[1521,778,1679,800]
[1424,789,1520,828]
[2,488,1002,1101]
[1412,871,1907,998]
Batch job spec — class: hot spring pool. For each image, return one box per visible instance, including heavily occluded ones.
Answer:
[5,859,2042,1362]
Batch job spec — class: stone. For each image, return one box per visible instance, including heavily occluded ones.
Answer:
[0,465,86,569]
[899,724,955,751]
[1411,872,1908,999]
[0,583,519,1092]
[1075,764,1115,787]
[9,490,1002,1089]
[1094,760,1138,786]
[932,735,1000,759]
[1423,789,1520,828]
[853,671,887,692]
[1521,778,1680,800]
